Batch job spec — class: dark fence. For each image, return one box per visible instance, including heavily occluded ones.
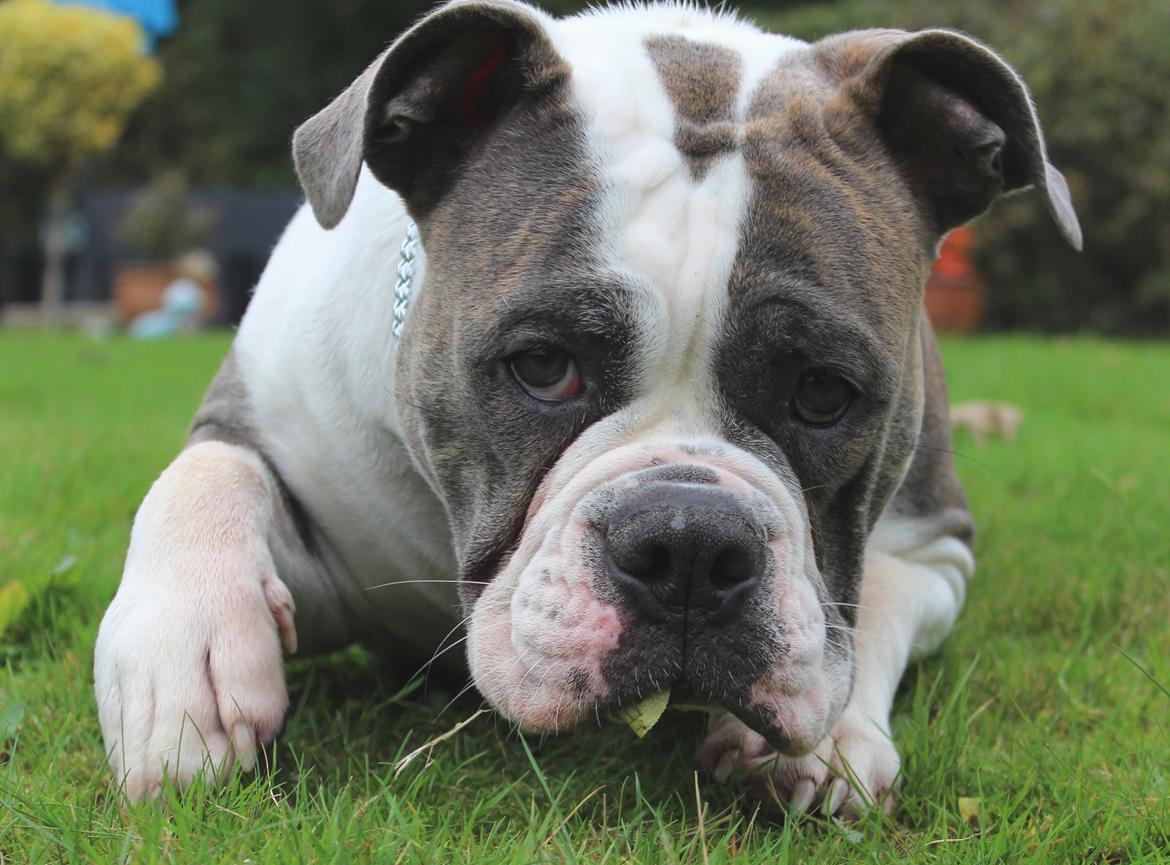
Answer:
[0,188,301,326]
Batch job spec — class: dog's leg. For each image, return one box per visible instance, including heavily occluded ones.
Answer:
[697,532,973,818]
[94,440,334,801]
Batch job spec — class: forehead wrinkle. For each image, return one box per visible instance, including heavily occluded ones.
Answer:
[483,276,645,338]
[550,60,706,336]
[546,11,811,435]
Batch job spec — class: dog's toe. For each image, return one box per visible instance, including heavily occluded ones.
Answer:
[696,710,901,819]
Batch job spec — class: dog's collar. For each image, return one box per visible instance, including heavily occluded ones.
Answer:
[392,219,420,339]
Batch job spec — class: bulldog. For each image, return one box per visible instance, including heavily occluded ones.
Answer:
[93,0,1081,814]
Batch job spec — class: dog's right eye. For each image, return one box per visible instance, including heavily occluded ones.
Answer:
[510,346,582,402]
[792,369,854,426]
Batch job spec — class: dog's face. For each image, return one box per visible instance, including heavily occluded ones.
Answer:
[294,1,1079,752]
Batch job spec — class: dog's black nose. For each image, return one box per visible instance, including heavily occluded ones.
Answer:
[606,483,765,623]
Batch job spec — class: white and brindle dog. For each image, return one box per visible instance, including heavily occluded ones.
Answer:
[94,0,1081,813]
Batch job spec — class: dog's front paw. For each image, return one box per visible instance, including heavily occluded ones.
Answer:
[94,546,295,801]
[696,709,901,819]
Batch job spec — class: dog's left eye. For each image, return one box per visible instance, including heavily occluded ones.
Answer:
[793,369,854,426]
[510,346,583,402]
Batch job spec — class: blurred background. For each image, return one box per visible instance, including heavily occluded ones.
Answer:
[0,0,1166,336]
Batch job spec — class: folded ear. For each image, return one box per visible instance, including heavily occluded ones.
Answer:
[817,28,1082,250]
[292,0,565,229]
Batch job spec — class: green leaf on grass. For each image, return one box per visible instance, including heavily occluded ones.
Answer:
[613,689,670,738]
[959,796,982,825]
[0,699,26,742]
[0,580,32,636]
[51,554,78,577]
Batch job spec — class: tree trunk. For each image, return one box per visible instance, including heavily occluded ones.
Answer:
[40,166,74,325]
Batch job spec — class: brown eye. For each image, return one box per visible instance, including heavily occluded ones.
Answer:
[793,370,853,426]
[510,346,582,402]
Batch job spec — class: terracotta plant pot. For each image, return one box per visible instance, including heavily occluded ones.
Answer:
[924,227,986,333]
[112,261,219,324]
[113,262,176,322]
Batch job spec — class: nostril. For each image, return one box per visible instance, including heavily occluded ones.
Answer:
[709,545,757,589]
[621,542,673,583]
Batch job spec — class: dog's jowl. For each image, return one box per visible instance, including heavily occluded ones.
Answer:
[94,1,1081,813]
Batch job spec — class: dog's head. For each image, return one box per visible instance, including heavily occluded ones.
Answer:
[293,1,1079,752]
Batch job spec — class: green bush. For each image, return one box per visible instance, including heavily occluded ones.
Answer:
[748,0,1170,334]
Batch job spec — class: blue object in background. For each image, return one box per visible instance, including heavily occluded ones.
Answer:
[56,0,178,48]
[129,277,204,340]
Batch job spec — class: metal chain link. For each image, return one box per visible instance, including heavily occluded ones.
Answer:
[392,220,419,338]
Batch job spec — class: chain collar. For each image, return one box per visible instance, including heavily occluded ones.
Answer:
[392,220,419,338]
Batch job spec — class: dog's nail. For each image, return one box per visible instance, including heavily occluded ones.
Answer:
[282,624,298,655]
[231,723,257,772]
[825,778,850,815]
[713,750,738,783]
[263,578,298,654]
[789,779,817,814]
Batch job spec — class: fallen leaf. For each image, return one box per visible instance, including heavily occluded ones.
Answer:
[0,699,26,742]
[0,581,32,636]
[613,689,670,738]
[958,796,982,826]
[51,554,78,577]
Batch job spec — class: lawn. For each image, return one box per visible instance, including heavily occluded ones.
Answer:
[1,332,1168,864]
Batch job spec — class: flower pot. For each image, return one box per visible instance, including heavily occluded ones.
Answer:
[113,262,176,322]
[925,274,986,332]
[113,261,219,324]
[924,227,985,333]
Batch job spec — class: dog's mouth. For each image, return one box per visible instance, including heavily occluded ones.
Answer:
[466,571,842,756]
[595,659,836,757]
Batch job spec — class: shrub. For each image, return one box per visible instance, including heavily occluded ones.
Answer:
[0,0,161,167]
[117,171,217,260]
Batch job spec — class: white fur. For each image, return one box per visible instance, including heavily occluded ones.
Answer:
[95,178,463,798]
[237,171,459,655]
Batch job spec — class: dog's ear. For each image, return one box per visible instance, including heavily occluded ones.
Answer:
[292,0,565,229]
[817,29,1081,250]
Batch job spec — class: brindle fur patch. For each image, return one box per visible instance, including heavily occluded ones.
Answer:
[645,34,743,178]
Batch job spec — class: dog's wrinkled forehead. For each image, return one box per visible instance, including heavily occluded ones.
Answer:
[551,14,929,364]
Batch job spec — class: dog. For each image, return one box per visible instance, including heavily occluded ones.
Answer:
[93,0,1080,813]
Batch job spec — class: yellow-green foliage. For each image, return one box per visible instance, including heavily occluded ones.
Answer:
[0,0,161,167]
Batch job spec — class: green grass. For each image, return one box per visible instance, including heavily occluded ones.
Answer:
[2,331,1168,863]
